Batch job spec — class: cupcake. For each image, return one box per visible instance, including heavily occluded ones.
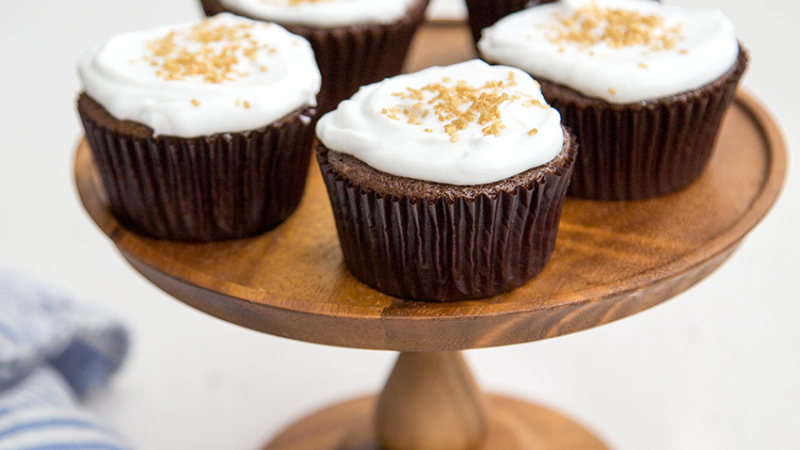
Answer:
[479,0,747,200]
[199,0,431,113]
[77,13,322,241]
[315,60,577,301]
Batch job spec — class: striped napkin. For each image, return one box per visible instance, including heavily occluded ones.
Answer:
[0,274,132,450]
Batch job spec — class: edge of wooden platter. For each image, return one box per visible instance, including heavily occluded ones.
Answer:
[74,90,786,351]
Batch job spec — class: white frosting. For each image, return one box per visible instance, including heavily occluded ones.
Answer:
[78,13,321,137]
[478,0,740,103]
[218,0,417,27]
[316,60,564,186]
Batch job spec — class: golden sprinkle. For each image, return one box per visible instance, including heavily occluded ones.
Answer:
[483,79,514,90]
[380,106,401,121]
[638,62,649,69]
[243,101,251,109]
[547,0,684,52]
[528,128,539,136]
[425,128,433,132]
[609,88,616,94]
[482,121,504,137]
[381,76,530,142]
[145,19,269,84]
[680,49,689,54]
[191,98,201,106]
[243,45,258,60]
[407,88,424,101]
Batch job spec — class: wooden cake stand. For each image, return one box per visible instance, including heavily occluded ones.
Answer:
[74,23,786,450]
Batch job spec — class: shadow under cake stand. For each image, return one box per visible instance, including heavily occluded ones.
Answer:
[74,23,786,450]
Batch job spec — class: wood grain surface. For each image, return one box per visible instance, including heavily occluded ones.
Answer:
[376,353,486,450]
[263,394,610,450]
[74,22,786,352]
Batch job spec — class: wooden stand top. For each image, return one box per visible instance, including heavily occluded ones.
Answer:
[74,24,786,352]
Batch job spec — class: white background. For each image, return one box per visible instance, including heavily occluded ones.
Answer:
[1,0,798,449]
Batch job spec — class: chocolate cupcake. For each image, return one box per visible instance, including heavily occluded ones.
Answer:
[479,0,746,200]
[315,60,577,301]
[199,0,430,113]
[77,14,321,241]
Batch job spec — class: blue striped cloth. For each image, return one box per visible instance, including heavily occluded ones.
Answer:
[0,274,132,450]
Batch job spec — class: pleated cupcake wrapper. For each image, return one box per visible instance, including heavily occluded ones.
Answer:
[200,0,430,114]
[541,50,748,201]
[317,145,576,302]
[80,106,318,241]
[199,0,227,16]
[465,0,539,45]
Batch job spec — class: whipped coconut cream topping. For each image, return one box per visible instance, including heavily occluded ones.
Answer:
[218,0,417,27]
[478,0,740,103]
[78,13,321,137]
[316,60,564,186]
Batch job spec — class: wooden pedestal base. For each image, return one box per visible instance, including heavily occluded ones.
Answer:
[264,394,609,450]
[265,352,609,450]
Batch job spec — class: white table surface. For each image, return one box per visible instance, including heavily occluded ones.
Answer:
[1,1,798,449]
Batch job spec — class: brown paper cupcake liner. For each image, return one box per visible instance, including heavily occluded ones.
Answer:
[199,0,430,113]
[465,0,543,45]
[539,48,748,201]
[316,140,576,302]
[78,93,318,241]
